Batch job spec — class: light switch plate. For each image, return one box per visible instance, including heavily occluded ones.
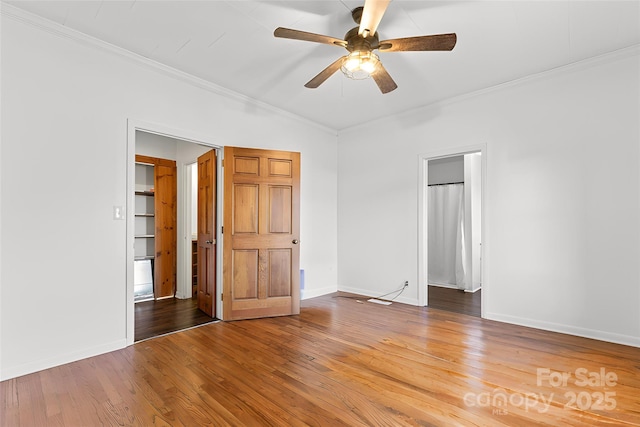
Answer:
[113,206,125,220]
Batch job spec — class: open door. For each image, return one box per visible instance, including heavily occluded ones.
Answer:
[135,154,177,300]
[197,150,217,317]
[223,147,300,320]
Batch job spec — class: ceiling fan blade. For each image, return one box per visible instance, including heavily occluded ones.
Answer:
[379,33,457,52]
[359,0,390,37]
[371,63,397,94]
[274,27,346,48]
[305,56,347,89]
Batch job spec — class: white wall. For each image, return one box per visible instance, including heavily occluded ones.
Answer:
[338,47,640,347]
[0,12,338,380]
[191,165,198,237]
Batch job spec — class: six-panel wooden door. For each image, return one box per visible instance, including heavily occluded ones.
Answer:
[222,147,300,320]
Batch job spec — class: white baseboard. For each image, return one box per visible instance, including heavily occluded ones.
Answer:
[174,292,190,299]
[392,295,420,306]
[429,283,481,293]
[301,285,338,300]
[1,339,128,381]
[486,312,640,348]
[428,283,459,290]
[338,285,419,306]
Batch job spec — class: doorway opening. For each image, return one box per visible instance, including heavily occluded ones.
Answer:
[127,122,222,344]
[418,145,485,318]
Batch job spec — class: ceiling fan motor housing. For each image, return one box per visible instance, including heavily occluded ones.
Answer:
[344,27,380,52]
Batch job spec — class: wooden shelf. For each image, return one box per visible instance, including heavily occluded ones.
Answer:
[135,191,155,196]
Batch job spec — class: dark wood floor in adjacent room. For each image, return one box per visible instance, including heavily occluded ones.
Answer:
[428,284,481,317]
[3,292,639,426]
[135,297,216,341]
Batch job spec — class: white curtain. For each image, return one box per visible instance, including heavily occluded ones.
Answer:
[428,184,467,289]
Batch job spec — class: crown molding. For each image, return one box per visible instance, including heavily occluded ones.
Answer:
[340,43,640,134]
[1,3,338,136]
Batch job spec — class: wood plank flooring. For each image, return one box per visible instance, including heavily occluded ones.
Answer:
[428,285,481,317]
[135,297,216,342]
[3,292,639,426]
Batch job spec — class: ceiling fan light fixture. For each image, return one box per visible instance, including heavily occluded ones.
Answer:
[274,0,456,93]
[341,51,380,80]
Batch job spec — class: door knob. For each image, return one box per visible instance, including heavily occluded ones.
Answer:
[206,240,215,244]
[292,239,299,244]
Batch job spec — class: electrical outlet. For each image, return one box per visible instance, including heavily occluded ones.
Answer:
[404,280,409,287]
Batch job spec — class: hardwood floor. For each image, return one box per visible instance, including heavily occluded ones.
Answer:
[428,285,481,317]
[135,297,216,342]
[3,292,639,426]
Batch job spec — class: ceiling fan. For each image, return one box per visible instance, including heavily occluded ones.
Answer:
[274,0,457,94]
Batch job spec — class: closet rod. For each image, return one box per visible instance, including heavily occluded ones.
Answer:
[428,181,464,186]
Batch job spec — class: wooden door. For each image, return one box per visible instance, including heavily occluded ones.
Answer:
[136,155,177,299]
[197,150,217,317]
[223,147,300,320]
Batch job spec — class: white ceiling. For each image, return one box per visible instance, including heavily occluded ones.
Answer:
[6,0,640,130]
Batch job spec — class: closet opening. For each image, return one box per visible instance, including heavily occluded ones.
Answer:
[130,128,221,342]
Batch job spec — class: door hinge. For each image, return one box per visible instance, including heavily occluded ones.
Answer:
[221,226,224,234]
[221,159,224,167]
[221,293,223,301]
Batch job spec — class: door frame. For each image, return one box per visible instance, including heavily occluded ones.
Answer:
[126,119,223,345]
[417,143,487,317]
